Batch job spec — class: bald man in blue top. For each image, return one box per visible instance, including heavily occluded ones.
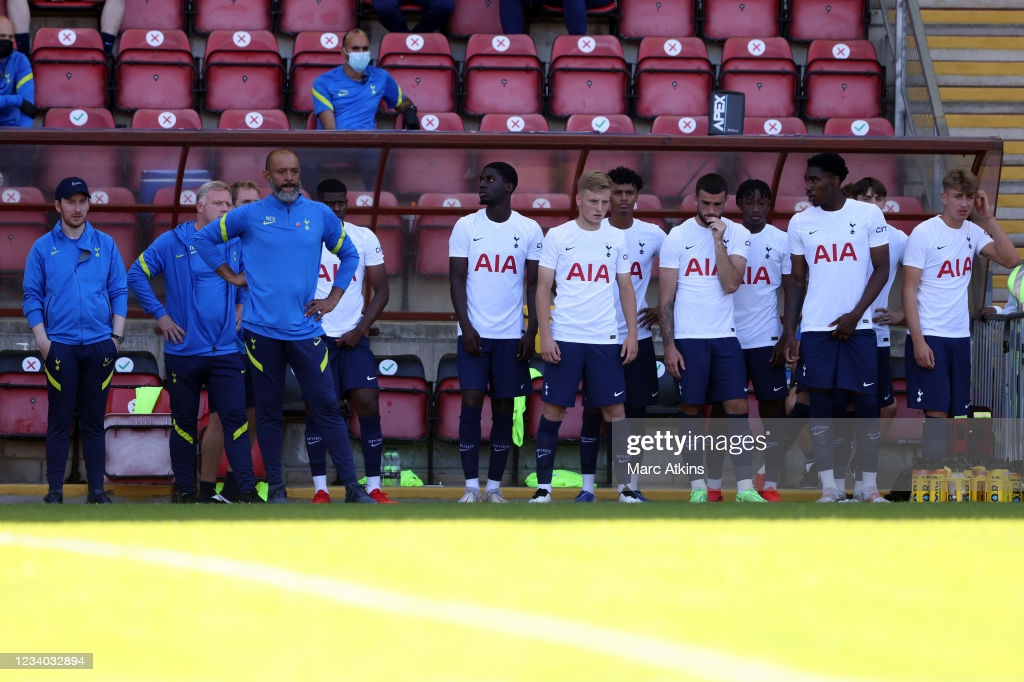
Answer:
[194,149,377,504]
[312,28,419,131]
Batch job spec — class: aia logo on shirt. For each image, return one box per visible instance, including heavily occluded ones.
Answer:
[742,266,771,285]
[936,257,972,278]
[683,258,717,277]
[566,263,610,282]
[319,262,357,283]
[629,261,645,279]
[474,254,517,274]
[813,243,857,264]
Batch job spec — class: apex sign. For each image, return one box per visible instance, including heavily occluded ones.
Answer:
[709,91,744,135]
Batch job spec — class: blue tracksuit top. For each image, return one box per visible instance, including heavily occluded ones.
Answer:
[311,65,403,130]
[0,50,35,127]
[23,222,129,345]
[194,194,358,341]
[128,221,245,357]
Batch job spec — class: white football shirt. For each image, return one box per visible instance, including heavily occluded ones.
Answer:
[660,216,751,339]
[733,224,790,349]
[317,222,384,337]
[903,215,992,338]
[449,209,544,339]
[540,221,631,344]
[788,199,888,333]
[872,226,908,347]
[601,217,666,341]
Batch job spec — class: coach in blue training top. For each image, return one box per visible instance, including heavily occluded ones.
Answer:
[0,15,36,127]
[23,176,128,504]
[194,149,377,504]
[128,180,261,504]
[312,28,419,131]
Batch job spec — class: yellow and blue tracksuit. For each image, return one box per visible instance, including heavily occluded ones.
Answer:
[0,50,35,128]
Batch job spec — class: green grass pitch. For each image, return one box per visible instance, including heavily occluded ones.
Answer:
[2,504,1023,681]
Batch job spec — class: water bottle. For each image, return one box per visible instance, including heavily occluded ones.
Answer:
[382,451,401,486]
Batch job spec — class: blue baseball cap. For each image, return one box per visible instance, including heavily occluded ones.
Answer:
[54,177,90,201]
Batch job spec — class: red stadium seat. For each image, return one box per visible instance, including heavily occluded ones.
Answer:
[348,355,431,441]
[823,117,894,137]
[435,354,494,442]
[703,0,780,40]
[108,351,163,388]
[548,34,629,117]
[618,0,696,39]
[478,114,557,194]
[787,0,866,42]
[88,187,141,268]
[128,109,209,192]
[511,193,571,231]
[346,191,405,275]
[288,31,345,114]
[803,39,884,121]
[742,116,807,136]
[449,0,503,38]
[115,29,195,111]
[525,362,586,441]
[0,351,50,438]
[377,33,457,114]
[217,109,290,130]
[30,27,109,110]
[635,193,669,232]
[883,196,926,235]
[121,0,186,31]
[822,117,899,195]
[567,114,640,175]
[0,224,47,275]
[648,115,719,200]
[104,386,174,479]
[0,186,48,230]
[202,30,284,113]
[463,34,543,116]
[149,185,201,238]
[413,192,478,276]
[735,117,807,189]
[194,0,272,33]
[41,108,120,190]
[719,37,798,118]
[390,112,473,196]
[278,0,357,34]
[634,36,713,118]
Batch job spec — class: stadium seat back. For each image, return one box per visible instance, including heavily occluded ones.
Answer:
[511,193,571,231]
[202,30,284,112]
[414,192,479,276]
[217,108,290,130]
[31,27,109,109]
[390,112,473,196]
[463,34,543,116]
[378,32,458,113]
[804,39,884,120]
[787,0,866,41]
[288,31,345,113]
[194,0,272,33]
[648,116,720,199]
[618,0,696,39]
[348,355,431,441]
[435,354,494,442]
[703,0,780,40]
[278,0,357,34]
[478,114,558,194]
[121,0,186,30]
[41,108,121,190]
[719,37,798,118]
[114,29,195,111]
[104,386,174,479]
[0,351,50,438]
[548,34,629,117]
[449,0,503,37]
[634,36,713,118]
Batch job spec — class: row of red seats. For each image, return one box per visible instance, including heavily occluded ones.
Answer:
[11,0,867,42]
[30,28,884,123]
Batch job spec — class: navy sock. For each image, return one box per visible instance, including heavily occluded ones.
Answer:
[922,415,948,468]
[359,416,383,478]
[578,410,602,476]
[727,412,753,482]
[100,31,116,57]
[487,411,513,483]
[222,470,241,498]
[535,415,561,485]
[305,420,328,478]
[458,404,482,479]
[609,419,631,486]
[852,392,881,475]
[199,481,216,499]
[809,392,834,472]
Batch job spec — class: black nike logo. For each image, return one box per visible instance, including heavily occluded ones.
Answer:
[473,237,484,241]
[565,246,575,251]
[809,230,819,235]
[937,245,947,250]
[685,245,696,249]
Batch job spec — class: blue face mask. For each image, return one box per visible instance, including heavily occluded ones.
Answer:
[347,51,371,73]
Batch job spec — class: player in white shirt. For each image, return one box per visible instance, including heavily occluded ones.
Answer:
[730,179,791,502]
[533,171,639,503]
[573,166,665,503]
[781,153,890,503]
[304,179,393,504]
[902,168,1018,467]
[449,162,543,503]
[659,173,766,503]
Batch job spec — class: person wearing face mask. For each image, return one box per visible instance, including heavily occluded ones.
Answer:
[312,28,419,131]
[0,14,36,127]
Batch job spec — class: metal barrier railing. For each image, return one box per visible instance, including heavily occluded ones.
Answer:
[972,313,1024,461]
[879,0,950,137]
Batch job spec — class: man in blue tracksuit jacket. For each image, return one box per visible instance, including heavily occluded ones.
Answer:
[128,180,261,504]
[194,148,377,503]
[22,176,128,504]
